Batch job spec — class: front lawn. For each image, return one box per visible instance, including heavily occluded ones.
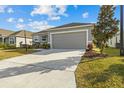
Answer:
[103,47,120,56]
[75,48,124,88]
[0,49,37,60]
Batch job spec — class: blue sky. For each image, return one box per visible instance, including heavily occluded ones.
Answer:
[0,5,120,32]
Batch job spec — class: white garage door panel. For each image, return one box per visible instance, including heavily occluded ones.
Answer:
[52,31,86,49]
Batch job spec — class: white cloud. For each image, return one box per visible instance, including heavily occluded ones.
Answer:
[82,12,89,18]
[73,5,78,9]
[18,18,24,23]
[28,19,32,21]
[16,24,25,29]
[0,5,7,13]
[48,16,60,21]
[7,18,15,23]
[7,8,14,13]
[56,5,68,16]
[31,5,68,21]
[28,21,54,31]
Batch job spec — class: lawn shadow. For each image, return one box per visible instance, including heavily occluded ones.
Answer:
[84,64,124,86]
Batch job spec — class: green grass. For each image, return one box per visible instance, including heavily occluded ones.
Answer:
[0,48,37,60]
[75,48,124,88]
[103,47,120,56]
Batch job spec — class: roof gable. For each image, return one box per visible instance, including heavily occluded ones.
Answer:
[9,30,33,38]
[0,29,14,37]
[50,23,94,29]
[34,22,94,35]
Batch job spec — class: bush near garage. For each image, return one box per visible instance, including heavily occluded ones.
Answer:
[3,44,16,49]
[20,44,33,49]
[84,43,107,58]
[41,42,50,49]
[32,42,50,49]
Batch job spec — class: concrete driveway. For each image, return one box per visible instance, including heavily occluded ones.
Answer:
[0,49,84,88]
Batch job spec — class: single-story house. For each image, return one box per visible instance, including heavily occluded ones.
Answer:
[33,23,94,49]
[7,30,33,47]
[107,31,124,48]
[0,29,14,44]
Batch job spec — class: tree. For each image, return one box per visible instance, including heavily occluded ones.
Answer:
[92,5,119,54]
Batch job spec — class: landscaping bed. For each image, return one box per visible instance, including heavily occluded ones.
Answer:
[75,48,124,88]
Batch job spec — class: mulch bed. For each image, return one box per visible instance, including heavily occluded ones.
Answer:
[80,50,108,63]
[83,50,108,58]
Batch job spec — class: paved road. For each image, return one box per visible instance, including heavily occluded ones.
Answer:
[0,49,84,88]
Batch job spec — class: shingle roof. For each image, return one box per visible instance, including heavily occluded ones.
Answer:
[0,29,14,37]
[50,23,94,29]
[34,22,94,35]
[9,30,33,38]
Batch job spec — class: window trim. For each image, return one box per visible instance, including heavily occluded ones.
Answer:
[42,35,47,42]
[9,37,15,44]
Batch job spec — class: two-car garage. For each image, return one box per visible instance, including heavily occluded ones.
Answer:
[50,30,88,49]
[33,23,93,49]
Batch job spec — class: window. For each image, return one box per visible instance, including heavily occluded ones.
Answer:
[34,38,38,41]
[34,36,39,42]
[10,37,15,44]
[0,37,2,43]
[42,35,47,42]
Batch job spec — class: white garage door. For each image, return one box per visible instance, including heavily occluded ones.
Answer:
[51,31,87,49]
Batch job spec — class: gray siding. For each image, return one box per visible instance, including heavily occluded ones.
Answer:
[49,26,93,42]
[32,25,93,49]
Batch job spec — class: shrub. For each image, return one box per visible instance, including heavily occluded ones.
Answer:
[32,42,50,49]
[21,44,33,49]
[86,43,93,51]
[32,42,40,48]
[3,44,16,49]
[41,42,50,49]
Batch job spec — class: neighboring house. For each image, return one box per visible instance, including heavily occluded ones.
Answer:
[33,23,94,49]
[7,30,33,47]
[107,31,123,48]
[0,29,14,44]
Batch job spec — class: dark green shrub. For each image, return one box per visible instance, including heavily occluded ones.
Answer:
[32,42,40,48]
[3,44,16,49]
[32,42,50,49]
[21,44,33,49]
[42,42,50,49]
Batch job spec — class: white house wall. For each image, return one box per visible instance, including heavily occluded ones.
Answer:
[107,33,120,47]
[16,37,32,47]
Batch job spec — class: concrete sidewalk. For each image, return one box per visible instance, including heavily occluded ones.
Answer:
[0,49,84,88]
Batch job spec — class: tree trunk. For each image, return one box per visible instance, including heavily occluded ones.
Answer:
[100,41,106,54]
[100,46,103,54]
